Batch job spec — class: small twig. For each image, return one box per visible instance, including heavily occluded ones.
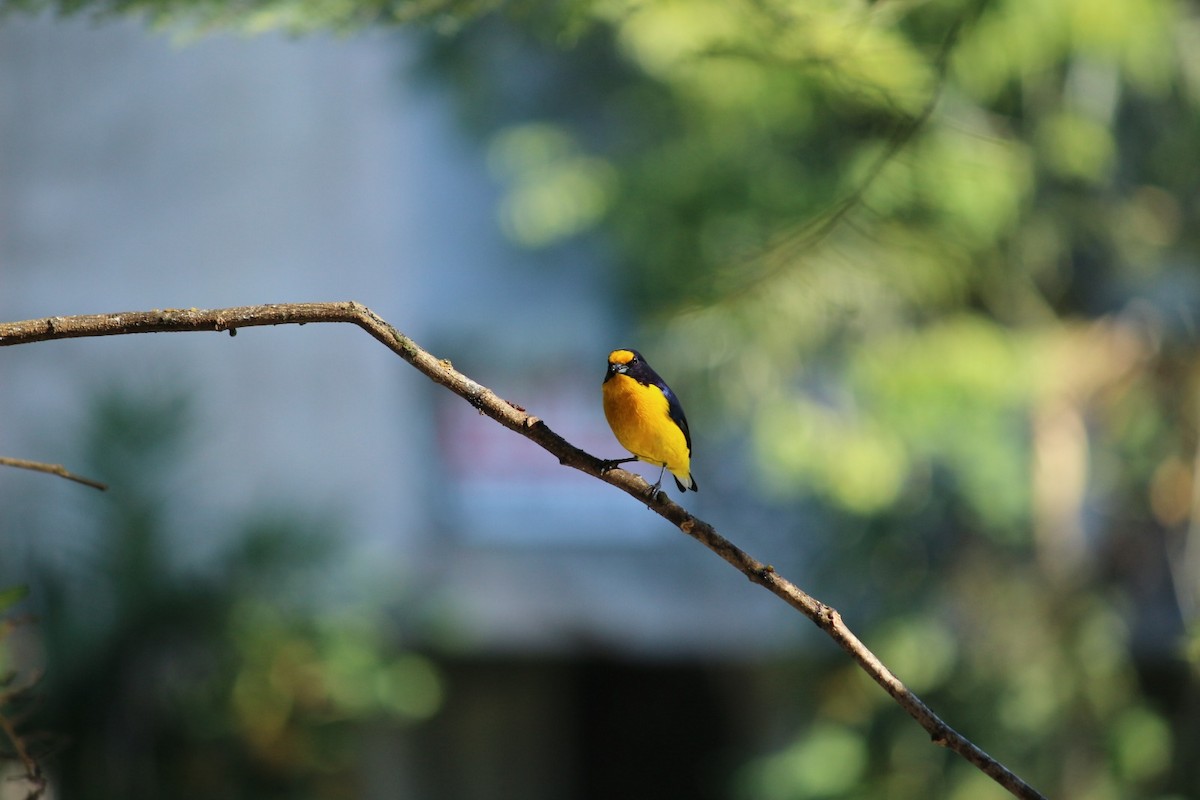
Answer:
[0,457,107,491]
[0,686,46,798]
[0,303,1047,800]
[0,610,45,796]
[718,0,990,296]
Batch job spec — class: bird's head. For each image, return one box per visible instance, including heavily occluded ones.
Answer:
[606,348,642,381]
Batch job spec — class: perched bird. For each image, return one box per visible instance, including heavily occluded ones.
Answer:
[601,348,698,495]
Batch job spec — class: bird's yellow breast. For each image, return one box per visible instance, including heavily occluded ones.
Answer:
[602,374,691,475]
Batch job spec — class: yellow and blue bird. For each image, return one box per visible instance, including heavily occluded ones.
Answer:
[602,348,698,495]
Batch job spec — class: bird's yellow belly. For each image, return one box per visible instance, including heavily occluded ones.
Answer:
[603,375,690,474]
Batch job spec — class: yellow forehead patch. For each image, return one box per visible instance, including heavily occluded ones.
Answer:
[608,349,635,365]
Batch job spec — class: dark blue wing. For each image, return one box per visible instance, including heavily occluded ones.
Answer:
[625,352,693,454]
[657,381,693,453]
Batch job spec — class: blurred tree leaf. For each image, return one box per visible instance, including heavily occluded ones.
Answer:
[21,388,440,800]
[0,585,29,615]
[1,0,514,33]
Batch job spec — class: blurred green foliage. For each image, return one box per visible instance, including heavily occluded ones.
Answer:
[5,0,1200,796]
[0,584,44,798]
[410,1,1200,797]
[0,0,490,33]
[4,390,440,799]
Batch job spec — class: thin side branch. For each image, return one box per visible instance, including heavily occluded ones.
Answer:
[0,303,1047,800]
[0,701,46,799]
[719,0,990,296]
[0,457,107,491]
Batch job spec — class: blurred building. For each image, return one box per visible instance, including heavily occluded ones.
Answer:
[0,14,806,799]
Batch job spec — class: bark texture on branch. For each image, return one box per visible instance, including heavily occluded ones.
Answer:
[0,302,1048,800]
[0,457,107,491]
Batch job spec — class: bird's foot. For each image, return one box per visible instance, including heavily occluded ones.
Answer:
[599,457,637,474]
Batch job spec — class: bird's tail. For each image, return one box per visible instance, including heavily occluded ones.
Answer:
[672,472,698,492]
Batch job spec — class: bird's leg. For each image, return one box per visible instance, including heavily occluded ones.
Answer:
[599,456,638,473]
[648,463,668,497]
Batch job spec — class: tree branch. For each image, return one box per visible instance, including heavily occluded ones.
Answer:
[0,457,107,491]
[0,302,1047,800]
[0,691,46,800]
[0,614,46,800]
